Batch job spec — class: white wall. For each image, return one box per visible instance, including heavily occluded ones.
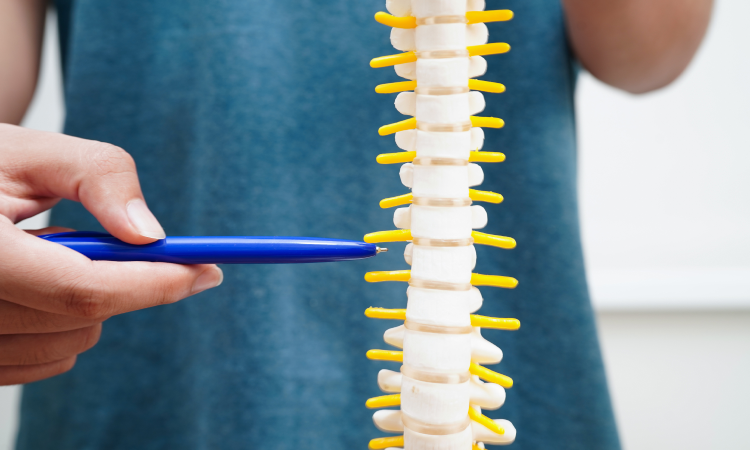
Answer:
[0,387,19,450]
[598,311,750,450]
[2,2,749,450]
[577,1,750,447]
[579,0,750,311]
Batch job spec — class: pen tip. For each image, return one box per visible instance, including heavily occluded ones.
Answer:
[376,247,388,254]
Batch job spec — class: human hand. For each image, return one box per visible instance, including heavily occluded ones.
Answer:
[0,124,223,385]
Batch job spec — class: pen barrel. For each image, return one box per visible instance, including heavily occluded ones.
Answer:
[44,235,377,264]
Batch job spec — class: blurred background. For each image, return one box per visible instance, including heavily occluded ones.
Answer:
[2,3,749,449]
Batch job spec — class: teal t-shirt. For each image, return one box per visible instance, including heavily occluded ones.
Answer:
[17,1,620,449]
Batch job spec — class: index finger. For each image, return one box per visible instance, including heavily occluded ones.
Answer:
[1,124,165,244]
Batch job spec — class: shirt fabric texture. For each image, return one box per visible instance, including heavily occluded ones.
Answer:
[16,1,621,449]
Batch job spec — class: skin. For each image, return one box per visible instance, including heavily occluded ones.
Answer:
[0,0,713,384]
[0,124,224,385]
[0,0,45,125]
[562,0,715,93]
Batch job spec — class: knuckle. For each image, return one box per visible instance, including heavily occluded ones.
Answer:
[142,272,186,306]
[57,277,110,320]
[69,296,107,321]
[156,281,181,305]
[87,142,136,177]
[160,277,191,305]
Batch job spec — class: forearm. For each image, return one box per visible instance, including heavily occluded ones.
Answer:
[0,0,46,124]
[562,0,714,94]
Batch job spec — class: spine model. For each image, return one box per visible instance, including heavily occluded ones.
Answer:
[363,1,519,449]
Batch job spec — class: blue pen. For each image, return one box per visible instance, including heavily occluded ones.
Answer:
[39,231,387,264]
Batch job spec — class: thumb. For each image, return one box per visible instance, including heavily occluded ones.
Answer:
[1,125,165,245]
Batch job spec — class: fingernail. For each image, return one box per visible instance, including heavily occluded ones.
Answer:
[126,199,166,239]
[192,266,224,293]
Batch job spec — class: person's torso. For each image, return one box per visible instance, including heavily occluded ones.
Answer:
[16,1,620,449]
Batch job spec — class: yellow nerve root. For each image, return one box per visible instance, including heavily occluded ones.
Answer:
[469,79,506,93]
[379,193,413,208]
[470,315,521,330]
[376,151,417,164]
[369,436,405,449]
[376,151,506,164]
[470,189,504,203]
[379,190,502,208]
[365,307,407,320]
[471,231,516,249]
[375,80,417,94]
[365,270,411,283]
[366,349,404,362]
[379,117,417,136]
[469,151,506,163]
[470,273,519,289]
[469,362,514,388]
[468,407,505,435]
[364,229,412,243]
[374,11,417,28]
[366,394,402,409]
[471,116,505,129]
[466,10,514,24]
[370,51,416,68]
[468,43,511,57]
